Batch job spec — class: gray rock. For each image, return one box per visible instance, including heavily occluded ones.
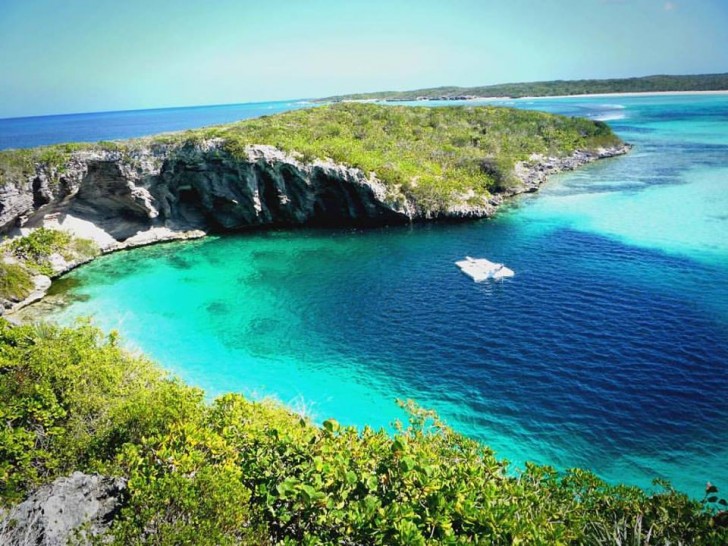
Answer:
[0,140,631,244]
[0,178,34,232]
[0,472,127,545]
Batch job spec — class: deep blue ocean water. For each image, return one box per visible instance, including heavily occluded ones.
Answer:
[12,94,728,497]
[0,100,311,150]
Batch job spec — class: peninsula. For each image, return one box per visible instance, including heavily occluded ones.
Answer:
[0,103,627,312]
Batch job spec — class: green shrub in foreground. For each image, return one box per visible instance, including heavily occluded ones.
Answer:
[0,320,202,503]
[0,319,725,544]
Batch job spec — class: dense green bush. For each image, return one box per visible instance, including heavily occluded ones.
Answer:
[6,227,99,276]
[0,262,34,302]
[111,422,261,545]
[0,319,725,544]
[0,320,202,502]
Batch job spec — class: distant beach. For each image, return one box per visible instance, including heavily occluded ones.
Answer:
[519,90,728,100]
[359,90,728,105]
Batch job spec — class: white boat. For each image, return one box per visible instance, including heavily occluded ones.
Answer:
[455,256,515,282]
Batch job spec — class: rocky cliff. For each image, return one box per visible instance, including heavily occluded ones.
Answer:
[2,142,417,248]
[0,140,630,252]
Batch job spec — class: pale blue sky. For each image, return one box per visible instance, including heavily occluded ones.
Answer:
[1,0,726,118]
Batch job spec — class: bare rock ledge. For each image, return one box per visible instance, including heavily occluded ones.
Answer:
[0,472,127,546]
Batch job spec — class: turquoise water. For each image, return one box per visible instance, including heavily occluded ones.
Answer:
[41,94,728,497]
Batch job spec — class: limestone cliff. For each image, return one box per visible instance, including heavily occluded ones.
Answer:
[3,142,414,249]
[0,139,630,252]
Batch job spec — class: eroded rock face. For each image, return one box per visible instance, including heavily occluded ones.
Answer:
[153,143,411,231]
[0,472,127,546]
[3,143,421,248]
[1,141,631,251]
[0,179,34,233]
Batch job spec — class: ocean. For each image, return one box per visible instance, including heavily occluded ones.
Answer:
[0,99,311,150]
[9,93,728,497]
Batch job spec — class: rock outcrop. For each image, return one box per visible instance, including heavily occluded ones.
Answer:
[0,472,127,545]
[1,141,630,251]
[4,142,417,251]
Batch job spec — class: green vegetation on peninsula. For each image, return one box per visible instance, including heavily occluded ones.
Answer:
[318,72,728,102]
[1,320,726,544]
[0,103,622,216]
[203,104,621,205]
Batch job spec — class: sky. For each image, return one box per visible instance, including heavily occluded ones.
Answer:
[0,0,726,118]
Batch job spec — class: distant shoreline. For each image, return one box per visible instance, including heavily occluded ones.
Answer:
[518,90,728,100]
[322,73,728,104]
[338,90,728,105]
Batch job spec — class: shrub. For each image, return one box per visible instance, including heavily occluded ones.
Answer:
[110,423,260,545]
[1,320,723,544]
[6,228,98,276]
[0,262,33,301]
[0,320,201,503]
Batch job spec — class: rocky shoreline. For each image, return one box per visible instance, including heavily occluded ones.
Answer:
[1,141,630,317]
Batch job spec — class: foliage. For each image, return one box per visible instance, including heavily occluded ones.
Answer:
[0,320,202,503]
[0,262,34,302]
[0,142,94,186]
[174,103,621,214]
[320,72,728,101]
[0,320,725,544]
[8,228,71,269]
[0,103,622,216]
[110,423,262,545]
[5,227,99,276]
[703,482,728,528]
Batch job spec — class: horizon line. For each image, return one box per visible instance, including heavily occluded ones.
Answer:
[3,70,727,122]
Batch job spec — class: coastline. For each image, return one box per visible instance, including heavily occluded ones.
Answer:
[4,143,630,321]
[4,227,207,320]
[516,90,728,100]
[344,90,728,105]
